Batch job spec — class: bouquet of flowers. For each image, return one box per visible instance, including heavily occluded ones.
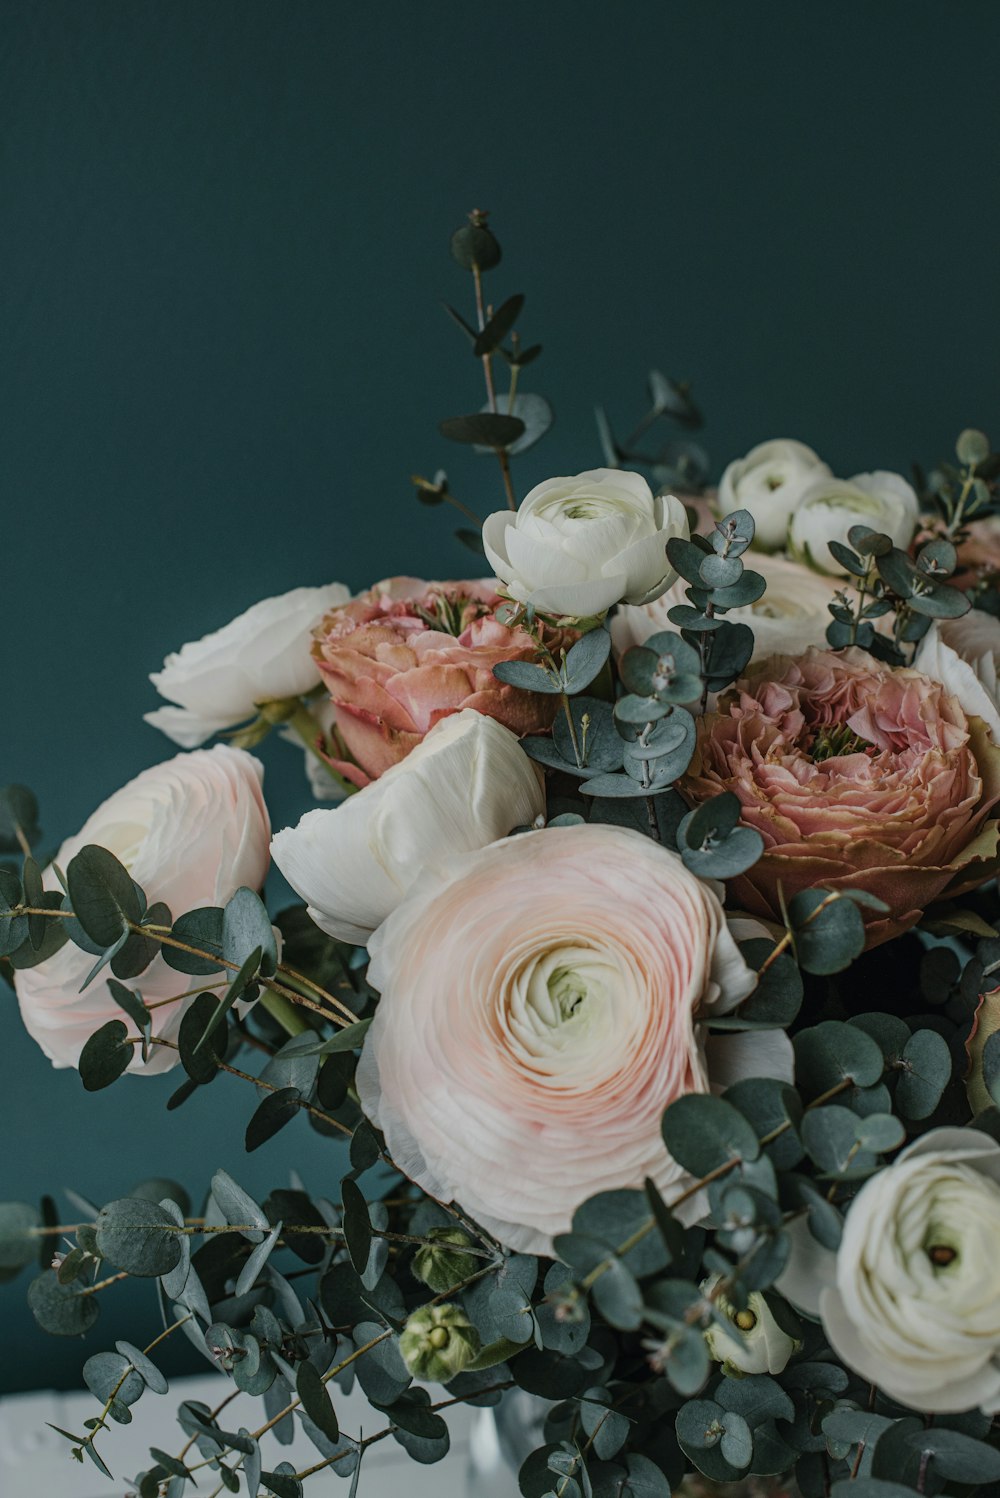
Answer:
[5,212,1000,1498]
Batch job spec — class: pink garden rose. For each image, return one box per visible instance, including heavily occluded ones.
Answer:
[683,648,1000,945]
[356,823,792,1255]
[311,577,571,783]
[15,747,271,1075]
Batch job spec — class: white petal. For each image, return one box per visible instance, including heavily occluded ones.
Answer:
[142,705,241,748]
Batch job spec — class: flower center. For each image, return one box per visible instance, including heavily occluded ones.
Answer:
[809,722,873,763]
[548,965,591,1021]
[414,591,489,637]
[504,943,620,1069]
[924,1233,960,1270]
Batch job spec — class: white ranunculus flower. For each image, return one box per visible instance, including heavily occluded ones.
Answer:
[14,747,271,1075]
[145,582,351,748]
[702,1274,800,1376]
[612,552,843,664]
[270,709,545,945]
[482,468,688,618]
[914,611,1000,745]
[788,470,920,575]
[778,1129,1000,1413]
[356,823,792,1255]
[716,439,831,551]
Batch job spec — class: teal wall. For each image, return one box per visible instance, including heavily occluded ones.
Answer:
[3,0,999,1391]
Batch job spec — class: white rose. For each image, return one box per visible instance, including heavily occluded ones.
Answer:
[145,582,351,748]
[914,611,1000,745]
[482,468,688,618]
[270,709,545,945]
[702,1274,800,1376]
[778,1128,1000,1413]
[15,747,271,1075]
[716,439,831,551]
[788,470,920,575]
[612,552,843,664]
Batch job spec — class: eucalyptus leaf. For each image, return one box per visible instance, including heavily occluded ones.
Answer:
[95,1198,182,1277]
[661,1094,760,1176]
[79,1019,135,1091]
[66,845,141,947]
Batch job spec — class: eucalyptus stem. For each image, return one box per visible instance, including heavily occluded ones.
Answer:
[148,1036,353,1137]
[472,260,517,511]
[0,902,355,1027]
[560,692,583,767]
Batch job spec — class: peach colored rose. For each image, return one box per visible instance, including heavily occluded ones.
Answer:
[15,747,271,1074]
[683,648,1000,945]
[356,824,792,1255]
[311,577,572,784]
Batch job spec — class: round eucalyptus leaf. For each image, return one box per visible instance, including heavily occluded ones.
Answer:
[95,1198,182,1277]
[28,1269,100,1336]
[895,1027,952,1119]
[161,906,226,975]
[450,221,501,272]
[956,428,990,467]
[699,554,743,589]
[223,887,278,977]
[0,1200,40,1269]
[475,393,552,455]
[794,1020,884,1096]
[66,845,142,947]
[661,1094,760,1176]
[79,1019,135,1092]
[84,1350,145,1411]
[440,412,525,449]
[788,889,867,975]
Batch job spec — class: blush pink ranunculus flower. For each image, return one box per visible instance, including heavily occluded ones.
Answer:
[683,647,1000,946]
[310,577,572,784]
[14,746,271,1075]
[356,823,792,1255]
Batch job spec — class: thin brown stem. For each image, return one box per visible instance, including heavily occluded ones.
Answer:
[149,1037,354,1138]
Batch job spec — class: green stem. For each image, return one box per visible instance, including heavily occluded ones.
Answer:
[560,693,583,768]
[258,990,310,1038]
[284,703,359,797]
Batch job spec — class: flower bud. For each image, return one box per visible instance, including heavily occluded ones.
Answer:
[411,1228,481,1294]
[701,1275,799,1377]
[399,1303,481,1383]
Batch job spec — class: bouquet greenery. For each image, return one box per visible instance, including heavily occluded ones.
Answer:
[4,212,1000,1498]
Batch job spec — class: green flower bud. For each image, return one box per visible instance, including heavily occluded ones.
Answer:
[411,1228,480,1294]
[399,1303,480,1383]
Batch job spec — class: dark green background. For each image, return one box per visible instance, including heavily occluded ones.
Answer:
[3,0,999,1391]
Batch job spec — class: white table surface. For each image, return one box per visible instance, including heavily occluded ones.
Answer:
[0,1372,511,1497]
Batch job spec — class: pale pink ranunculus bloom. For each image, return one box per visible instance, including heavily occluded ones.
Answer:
[311,577,573,784]
[683,647,1000,946]
[356,823,792,1255]
[15,747,271,1075]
